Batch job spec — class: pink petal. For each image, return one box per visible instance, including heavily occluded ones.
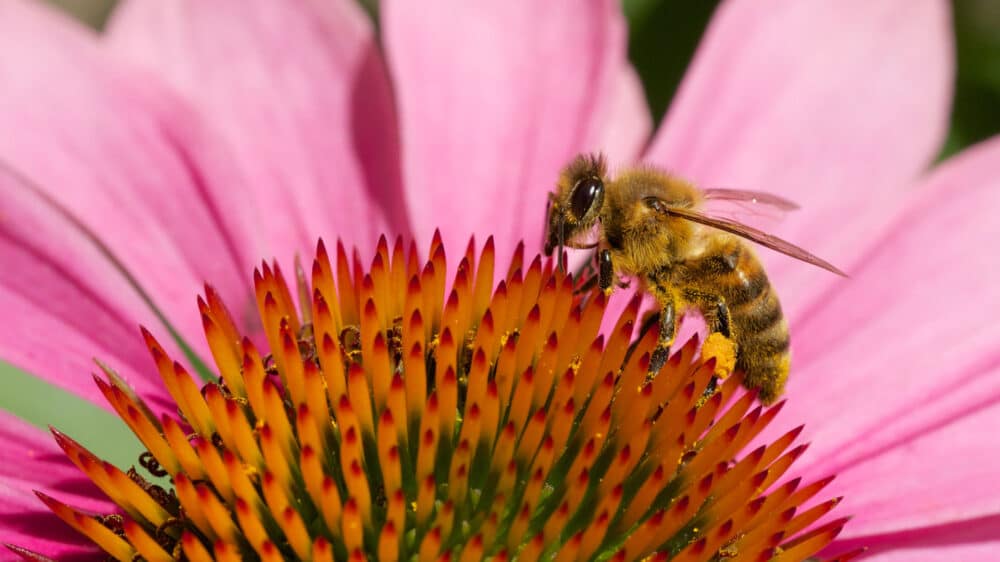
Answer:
[0,171,176,410]
[644,0,953,315]
[761,136,1000,535]
[864,543,1000,562]
[828,514,1000,560]
[0,0,251,353]
[828,399,1000,537]
[0,412,109,560]
[382,0,647,266]
[584,64,654,168]
[107,0,407,263]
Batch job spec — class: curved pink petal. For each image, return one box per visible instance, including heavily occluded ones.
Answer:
[827,399,1000,538]
[0,412,108,560]
[382,0,646,266]
[0,171,175,410]
[0,0,250,352]
[645,0,953,315]
[828,514,1000,560]
[759,136,1000,535]
[107,0,406,263]
[866,542,1000,562]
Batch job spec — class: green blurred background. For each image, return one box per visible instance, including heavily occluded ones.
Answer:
[619,0,1000,159]
[4,0,998,467]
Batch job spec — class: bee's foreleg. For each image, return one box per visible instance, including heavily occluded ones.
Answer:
[598,249,615,294]
[648,294,676,375]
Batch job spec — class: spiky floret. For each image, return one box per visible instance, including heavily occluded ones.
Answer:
[22,233,857,561]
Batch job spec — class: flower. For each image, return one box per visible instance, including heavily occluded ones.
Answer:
[11,236,854,561]
[0,0,997,560]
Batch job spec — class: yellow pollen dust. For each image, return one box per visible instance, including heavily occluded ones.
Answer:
[29,232,857,562]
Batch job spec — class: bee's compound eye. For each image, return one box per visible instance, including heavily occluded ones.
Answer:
[570,177,603,220]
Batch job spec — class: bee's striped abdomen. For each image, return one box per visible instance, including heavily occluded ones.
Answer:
[690,241,790,403]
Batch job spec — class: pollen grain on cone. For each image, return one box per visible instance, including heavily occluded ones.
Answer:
[28,232,847,561]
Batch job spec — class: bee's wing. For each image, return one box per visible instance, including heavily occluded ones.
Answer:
[665,207,848,277]
[702,188,800,211]
[699,188,800,231]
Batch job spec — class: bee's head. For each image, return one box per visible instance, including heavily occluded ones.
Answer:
[544,153,607,257]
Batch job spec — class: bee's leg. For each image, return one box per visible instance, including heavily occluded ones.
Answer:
[680,289,733,337]
[543,193,559,255]
[704,300,733,394]
[682,289,737,393]
[648,293,676,375]
[598,249,615,294]
[714,299,731,339]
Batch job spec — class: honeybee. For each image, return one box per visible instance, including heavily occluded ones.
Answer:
[544,154,845,403]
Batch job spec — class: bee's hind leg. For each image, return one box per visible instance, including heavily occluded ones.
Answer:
[704,300,733,394]
[683,289,738,393]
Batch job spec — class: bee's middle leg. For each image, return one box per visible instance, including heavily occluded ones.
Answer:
[648,291,676,375]
[711,298,731,339]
